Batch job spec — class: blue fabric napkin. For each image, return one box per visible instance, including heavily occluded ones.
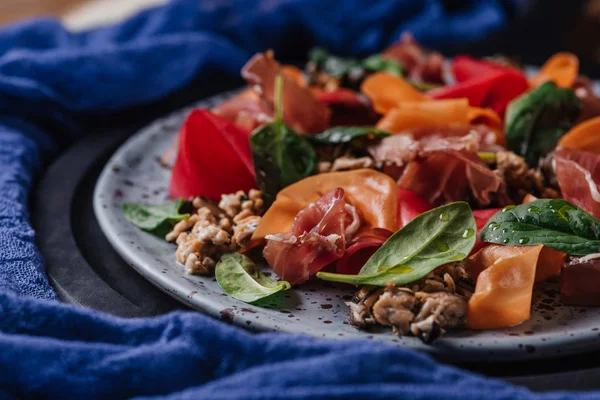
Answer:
[0,0,586,399]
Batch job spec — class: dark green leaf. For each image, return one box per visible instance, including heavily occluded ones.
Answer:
[361,55,403,76]
[317,202,476,286]
[215,253,291,303]
[480,199,600,255]
[250,122,317,202]
[123,199,189,238]
[308,126,390,147]
[505,81,580,166]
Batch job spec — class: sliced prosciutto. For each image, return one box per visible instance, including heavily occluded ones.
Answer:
[554,148,600,218]
[367,127,493,179]
[382,33,444,84]
[242,51,331,134]
[336,228,393,275]
[368,128,502,206]
[398,149,502,207]
[263,188,361,285]
[212,89,272,131]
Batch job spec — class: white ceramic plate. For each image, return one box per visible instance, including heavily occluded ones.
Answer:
[94,90,600,361]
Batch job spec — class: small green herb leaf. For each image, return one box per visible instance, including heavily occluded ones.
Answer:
[308,126,390,146]
[123,199,189,238]
[309,47,361,79]
[215,253,291,303]
[361,55,403,76]
[480,199,600,255]
[505,81,580,166]
[317,202,476,286]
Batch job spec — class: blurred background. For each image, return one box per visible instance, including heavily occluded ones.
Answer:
[0,0,167,30]
[1,0,599,75]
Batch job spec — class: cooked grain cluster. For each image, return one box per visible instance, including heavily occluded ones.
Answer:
[167,189,264,275]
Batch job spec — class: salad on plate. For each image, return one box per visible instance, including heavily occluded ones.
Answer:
[123,35,600,344]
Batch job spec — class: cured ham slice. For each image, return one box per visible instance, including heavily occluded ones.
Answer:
[368,128,502,206]
[242,51,331,134]
[212,89,272,131]
[382,33,444,84]
[398,149,502,207]
[554,148,600,218]
[336,228,393,275]
[368,127,494,171]
[263,188,361,284]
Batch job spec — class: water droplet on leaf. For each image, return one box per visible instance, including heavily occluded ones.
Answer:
[435,240,449,252]
[502,238,510,244]
[439,212,450,222]
[518,237,530,244]
[462,229,475,238]
[502,205,516,212]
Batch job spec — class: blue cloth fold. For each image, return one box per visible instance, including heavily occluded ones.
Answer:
[0,0,587,399]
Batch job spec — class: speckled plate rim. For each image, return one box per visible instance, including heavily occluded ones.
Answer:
[93,88,600,362]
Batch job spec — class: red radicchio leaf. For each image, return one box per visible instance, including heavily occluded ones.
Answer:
[169,109,256,201]
[397,188,432,228]
[263,188,361,285]
[428,56,529,115]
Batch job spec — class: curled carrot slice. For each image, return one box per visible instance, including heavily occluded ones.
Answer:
[361,72,427,114]
[466,245,543,330]
[466,244,564,329]
[375,99,469,132]
[558,116,600,153]
[530,52,579,88]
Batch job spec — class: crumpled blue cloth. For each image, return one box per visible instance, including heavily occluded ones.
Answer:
[0,1,584,399]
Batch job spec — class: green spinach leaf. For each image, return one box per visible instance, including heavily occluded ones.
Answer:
[505,81,580,166]
[250,120,316,201]
[215,253,291,303]
[308,126,390,147]
[123,199,189,238]
[480,199,600,255]
[317,202,476,286]
[361,55,403,76]
[250,75,317,202]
